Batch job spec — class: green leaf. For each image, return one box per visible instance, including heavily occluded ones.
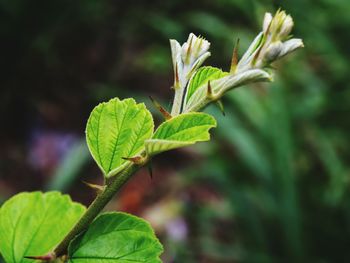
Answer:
[183,69,271,113]
[68,212,163,263]
[185,66,228,103]
[86,98,154,177]
[0,192,86,263]
[145,112,217,155]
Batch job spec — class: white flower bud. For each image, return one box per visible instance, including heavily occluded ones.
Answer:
[279,14,294,39]
[268,10,294,41]
[263,12,273,33]
[264,41,283,62]
[279,38,304,58]
[181,33,210,65]
[170,33,211,91]
[244,10,303,67]
[170,33,211,115]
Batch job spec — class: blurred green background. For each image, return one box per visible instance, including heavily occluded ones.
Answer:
[1,0,350,262]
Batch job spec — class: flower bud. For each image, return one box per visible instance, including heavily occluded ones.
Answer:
[264,41,283,62]
[181,33,210,66]
[170,33,211,115]
[279,14,294,39]
[269,10,294,41]
[263,12,273,34]
[278,38,304,58]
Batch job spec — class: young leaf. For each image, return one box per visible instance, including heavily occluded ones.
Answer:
[0,192,86,263]
[86,98,154,177]
[183,69,271,113]
[145,112,217,155]
[185,66,228,103]
[68,212,163,263]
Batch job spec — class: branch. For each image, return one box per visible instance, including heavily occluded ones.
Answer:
[51,10,303,259]
[53,163,141,257]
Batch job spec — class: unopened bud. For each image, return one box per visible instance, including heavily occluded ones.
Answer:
[170,33,211,102]
[263,12,273,34]
[279,14,294,39]
[264,41,283,62]
[181,33,210,66]
[269,10,294,41]
[278,38,304,58]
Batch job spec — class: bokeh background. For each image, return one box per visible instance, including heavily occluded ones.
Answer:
[1,0,350,262]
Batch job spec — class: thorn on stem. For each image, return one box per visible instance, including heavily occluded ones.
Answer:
[147,161,153,179]
[206,80,213,99]
[216,100,225,116]
[24,252,55,261]
[149,96,172,120]
[122,156,145,165]
[230,38,240,73]
[82,181,105,194]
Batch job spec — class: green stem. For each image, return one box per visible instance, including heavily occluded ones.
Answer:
[53,85,218,258]
[54,93,215,258]
[53,163,140,257]
[53,90,219,258]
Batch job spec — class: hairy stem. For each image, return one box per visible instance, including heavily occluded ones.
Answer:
[54,163,140,257]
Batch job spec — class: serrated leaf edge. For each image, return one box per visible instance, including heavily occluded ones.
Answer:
[145,112,217,156]
[85,97,154,178]
[68,212,163,262]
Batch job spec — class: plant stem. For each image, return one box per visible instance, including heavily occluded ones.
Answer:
[54,163,140,257]
[53,86,220,259]
[54,89,215,258]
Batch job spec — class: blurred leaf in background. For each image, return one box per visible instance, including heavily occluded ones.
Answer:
[0,0,350,263]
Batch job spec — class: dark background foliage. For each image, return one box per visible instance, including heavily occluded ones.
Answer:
[1,0,350,262]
